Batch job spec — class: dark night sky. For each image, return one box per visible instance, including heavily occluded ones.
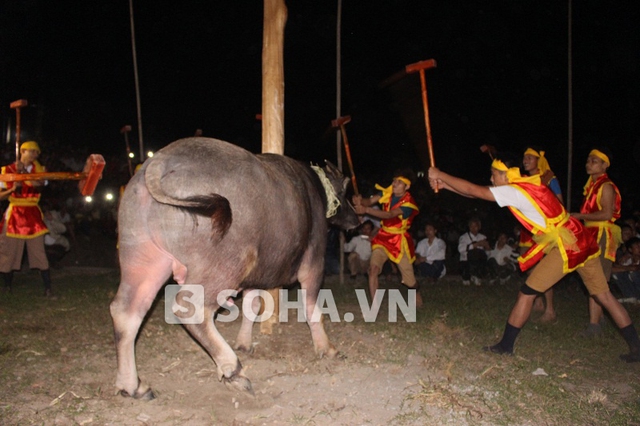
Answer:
[1,1,639,209]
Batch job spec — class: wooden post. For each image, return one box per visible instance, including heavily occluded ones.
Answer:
[260,0,287,335]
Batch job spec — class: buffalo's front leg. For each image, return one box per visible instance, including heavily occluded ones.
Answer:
[234,290,262,353]
[110,246,174,399]
[299,260,338,358]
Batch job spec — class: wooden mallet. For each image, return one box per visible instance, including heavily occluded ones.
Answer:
[10,99,28,166]
[405,59,438,189]
[0,154,106,196]
[331,115,358,195]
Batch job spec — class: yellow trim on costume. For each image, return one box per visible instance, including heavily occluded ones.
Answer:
[6,229,49,239]
[371,240,416,264]
[589,149,610,166]
[584,221,622,262]
[8,197,40,206]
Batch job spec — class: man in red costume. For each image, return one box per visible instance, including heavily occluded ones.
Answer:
[0,141,52,296]
[571,148,622,337]
[353,169,421,306]
[428,155,640,362]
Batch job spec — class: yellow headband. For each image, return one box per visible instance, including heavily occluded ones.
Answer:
[492,159,509,172]
[589,149,610,166]
[492,159,541,185]
[524,148,540,158]
[20,141,41,153]
[375,176,411,205]
[395,176,411,186]
[524,148,550,175]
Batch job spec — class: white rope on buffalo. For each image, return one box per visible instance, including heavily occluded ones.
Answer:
[310,164,341,218]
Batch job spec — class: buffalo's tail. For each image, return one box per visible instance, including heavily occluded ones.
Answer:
[143,159,232,238]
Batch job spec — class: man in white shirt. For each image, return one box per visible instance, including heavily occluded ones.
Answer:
[487,231,518,284]
[428,155,640,362]
[344,220,374,279]
[415,223,446,280]
[458,217,490,286]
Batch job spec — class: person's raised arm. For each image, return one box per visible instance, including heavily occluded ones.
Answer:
[428,167,496,202]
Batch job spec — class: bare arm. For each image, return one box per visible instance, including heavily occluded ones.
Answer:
[0,186,16,201]
[571,183,614,221]
[428,167,496,202]
[352,193,381,208]
[356,205,404,220]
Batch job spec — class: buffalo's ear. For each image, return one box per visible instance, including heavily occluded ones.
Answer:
[324,160,342,178]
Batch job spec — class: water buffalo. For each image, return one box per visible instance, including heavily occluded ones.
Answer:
[110,137,360,398]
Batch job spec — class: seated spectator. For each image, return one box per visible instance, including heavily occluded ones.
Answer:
[611,237,640,304]
[343,220,374,279]
[458,217,491,286]
[622,216,640,238]
[414,222,446,280]
[616,222,636,263]
[487,231,519,284]
[42,208,71,268]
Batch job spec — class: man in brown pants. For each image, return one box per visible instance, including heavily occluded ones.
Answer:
[0,141,52,296]
[428,155,640,362]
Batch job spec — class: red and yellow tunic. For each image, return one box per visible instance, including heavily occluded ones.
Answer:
[0,162,48,238]
[508,182,600,273]
[579,173,622,262]
[371,192,419,263]
[518,174,562,250]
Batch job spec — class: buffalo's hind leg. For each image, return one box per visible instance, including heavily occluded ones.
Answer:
[110,247,174,400]
[182,307,254,395]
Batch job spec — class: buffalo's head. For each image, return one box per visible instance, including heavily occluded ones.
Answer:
[322,161,360,231]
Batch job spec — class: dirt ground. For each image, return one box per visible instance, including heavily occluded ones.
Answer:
[1,229,638,425]
[0,231,480,425]
[0,274,481,425]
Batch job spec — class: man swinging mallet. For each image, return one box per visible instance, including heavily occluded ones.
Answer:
[428,155,640,362]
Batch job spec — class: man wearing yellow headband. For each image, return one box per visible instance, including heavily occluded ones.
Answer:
[353,169,421,307]
[571,148,622,337]
[521,146,564,324]
[0,141,53,297]
[428,156,640,362]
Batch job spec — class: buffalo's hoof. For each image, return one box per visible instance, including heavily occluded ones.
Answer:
[223,374,254,396]
[317,345,338,359]
[235,344,255,355]
[119,387,156,401]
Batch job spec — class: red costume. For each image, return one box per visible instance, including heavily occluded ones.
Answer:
[0,162,48,239]
[371,192,419,263]
[508,182,600,273]
[579,173,622,261]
